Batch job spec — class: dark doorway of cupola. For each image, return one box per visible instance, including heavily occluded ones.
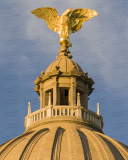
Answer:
[60,88,69,105]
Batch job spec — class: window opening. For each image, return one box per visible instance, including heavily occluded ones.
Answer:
[60,89,69,105]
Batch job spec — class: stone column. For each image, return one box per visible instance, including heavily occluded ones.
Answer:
[77,93,81,106]
[40,112,41,119]
[26,102,32,128]
[43,89,45,108]
[63,108,65,115]
[47,92,52,117]
[71,109,73,116]
[28,102,31,115]
[48,92,52,106]
[40,73,44,108]
[76,93,82,118]
[67,108,69,116]
[40,88,43,109]
[71,76,76,106]
[97,103,100,115]
[84,84,89,109]
[52,76,58,106]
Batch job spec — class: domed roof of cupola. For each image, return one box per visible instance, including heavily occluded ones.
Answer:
[45,57,83,74]
[45,46,84,75]
[33,46,94,96]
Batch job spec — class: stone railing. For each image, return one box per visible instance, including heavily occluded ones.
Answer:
[81,109,103,129]
[25,105,103,129]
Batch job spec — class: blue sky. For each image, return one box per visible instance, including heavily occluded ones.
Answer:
[0,0,128,145]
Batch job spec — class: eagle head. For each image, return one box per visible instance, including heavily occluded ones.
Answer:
[61,8,73,17]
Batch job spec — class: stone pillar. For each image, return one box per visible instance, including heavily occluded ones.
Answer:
[84,83,89,109]
[48,92,52,106]
[53,76,58,106]
[67,108,69,116]
[34,114,36,122]
[71,76,76,106]
[71,109,73,116]
[47,92,52,117]
[43,89,45,108]
[97,103,100,115]
[40,112,41,119]
[40,73,44,107]
[77,93,81,106]
[63,108,65,115]
[40,88,43,109]
[26,102,32,128]
[28,102,31,115]
[76,93,82,118]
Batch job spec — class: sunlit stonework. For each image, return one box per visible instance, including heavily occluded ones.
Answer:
[0,7,128,160]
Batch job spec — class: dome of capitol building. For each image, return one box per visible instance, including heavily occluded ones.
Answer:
[0,46,128,160]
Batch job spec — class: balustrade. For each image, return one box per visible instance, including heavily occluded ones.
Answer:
[25,106,103,129]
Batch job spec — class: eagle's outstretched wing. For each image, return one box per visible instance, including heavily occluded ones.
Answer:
[69,8,99,34]
[31,7,60,33]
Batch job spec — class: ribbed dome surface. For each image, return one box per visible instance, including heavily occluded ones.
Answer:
[45,57,83,74]
[0,125,128,160]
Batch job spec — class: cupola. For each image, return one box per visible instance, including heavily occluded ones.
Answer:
[24,46,103,133]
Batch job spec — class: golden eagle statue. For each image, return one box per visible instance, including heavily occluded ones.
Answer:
[31,7,98,47]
